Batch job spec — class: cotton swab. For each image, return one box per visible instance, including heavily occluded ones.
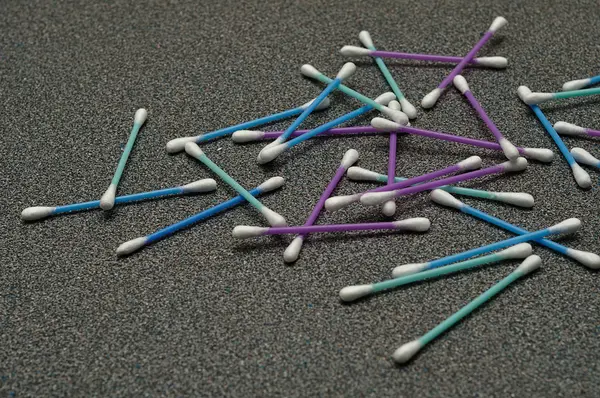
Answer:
[232,218,430,239]
[522,86,600,105]
[283,149,359,263]
[257,93,396,164]
[360,158,528,207]
[339,243,532,302]
[517,86,591,188]
[391,218,579,277]
[184,143,287,226]
[358,31,417,118]
[392,255,541,364]
[421,17,508,108]
[553,121,600,138]
[325,156,482,212]
[232,126,383,143]
[562,74,600,91]
[21,179,217,221]
[571,148,600,169]
[453,75,519,160]
[370,118,554,163]
[100,108,148,210]
[300,64,408,124]
[116,177,284,256]
[165,97,331,153]
[383,100,401,216]
[348,167,534,208]
[429,189,600,269]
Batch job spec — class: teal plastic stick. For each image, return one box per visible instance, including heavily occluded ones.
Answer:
[313,73,385,111]
[112,113,145,186]
[554,86,600,100]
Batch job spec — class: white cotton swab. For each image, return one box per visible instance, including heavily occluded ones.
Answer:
[570,148,600,169]
[562,74,600,91]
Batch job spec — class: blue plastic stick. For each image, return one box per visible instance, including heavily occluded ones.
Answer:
[529,104,575,166]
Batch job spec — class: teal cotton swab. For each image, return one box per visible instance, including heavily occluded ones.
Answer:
[100,109,148,210]
[523,86,600,105]
[339,243,532,302]
[392,255,542,364]
[184,142,287,226]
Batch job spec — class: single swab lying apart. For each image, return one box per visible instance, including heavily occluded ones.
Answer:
[553,121,600,138]
[383,100,401,216]
[422,17,508,108]
[21,179,217,221]
[233,218,430,239]
[300,64,408,124]
[522,86,600,105]
[359,158,528,208]
[570,148,600,169]
[391,218,580,277]
[430,189,600,269]
[340,46,507,68]
[347,167,534,207]
[339,243,532,302]
[257,93,395,164]
[358,31,417,118]
[284,149,359,263]
[165,97,331,153]
[100,108,148,210]
[562,74,600,91]
[518,86,591,188]
[185,143,287,226]
[392,255,541,364]
[116,177,284,256]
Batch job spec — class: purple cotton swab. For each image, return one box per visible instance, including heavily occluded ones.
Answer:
[553,121,600,138]
[421,17,508,109]
[453,75,520,160]
[283,149,359,263]
[383,100,401,216]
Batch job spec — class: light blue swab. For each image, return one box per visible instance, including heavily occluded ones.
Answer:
[570,148,600,170]
[392,255,541,364]
[562,74,600,91]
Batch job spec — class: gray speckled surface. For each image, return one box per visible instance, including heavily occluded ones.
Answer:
[2,0,600,396]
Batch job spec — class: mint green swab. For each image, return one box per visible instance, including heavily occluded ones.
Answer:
[524,86,600,105]
[100,109,147,210]
[392,255,541,364]
[184,142,287,227]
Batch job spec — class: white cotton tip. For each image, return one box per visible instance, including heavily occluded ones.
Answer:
[553,121,587,136]
[182,178,217,193]
[522,148,554,163]
[360,191,395,206]
[339,284,374,302]
[100,184,117,210]
[493,192,535,208]
[502,157,528,172]
[283,236,305,263]
[548,218,581,234]
[498,138,520,160]
[429,189,464,209]
[382,107,409,125]
[517,86,533,102]
[21,206,56,221]
[399,98,418,119]
[388,100,401,111]
[374,92,397,106]
[475,56,508,69]
[515,254,542,275]
[184,142,204,158]
[300,96,332,111]
[341,149,360,169]
[324,194,361,212]
[391,263,428,278]
[257,143,287,164]
[336,62,357,80]
[489,16,508,32]
[261,207,287,227]
[347,166,382,182]
[232,226,270,239]
[571,147,600,167]
[562,78,591,91]
[358,30,375,48]
[339,45,372,57]
[258,176,285,192]
[116,237,148,256]
[134,108,148,125]
[394,217,431,232]
[453,75,470,94]
[382,200,396,217]
[458,155,483,171]
[566,249,600,269]
[166,136,199,153]
[300,64,322,79]
[231,130,266,143]
[262,135,285,150]
[570,163,592,189]
[524,92,554,105]
[497,243,533,260]
[392,340,423,364]
[371,116,401,131]
[421,88,442,109]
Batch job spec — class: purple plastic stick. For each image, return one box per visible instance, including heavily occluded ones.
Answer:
[369,51,496,65]
[373,160,471,193]
[584,128,600,137]
[463,91,504,143]
[266,222,407,235]
[438,31,494,90]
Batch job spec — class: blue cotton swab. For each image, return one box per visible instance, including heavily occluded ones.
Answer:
[570,148,600,170]
[562,74,600,91]
[21,179,217,221]
[116,177,285,256]
[392,255,542,364]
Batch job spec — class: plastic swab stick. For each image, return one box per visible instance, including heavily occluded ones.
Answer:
[392,255,541,364]
[283,150,359,263]
[383,100,401,216]
[523,86,600,105]
[518,86,591,188]
[165,97,331,153]
[562,74,600,91]
[185,143,287,226]
[553,121,600,138]
[430,189,600,269]
[100,109,147,210]
[339,243,532,302]
[570,148,600,169]
[115,177,284,256]
[232,126,383,143]
[453,75,519,160]
[21,179,217,221]
[422,17,508,108]
[391,218,579,277]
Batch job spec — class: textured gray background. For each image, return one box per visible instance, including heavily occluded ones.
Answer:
[1,0,599,396]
